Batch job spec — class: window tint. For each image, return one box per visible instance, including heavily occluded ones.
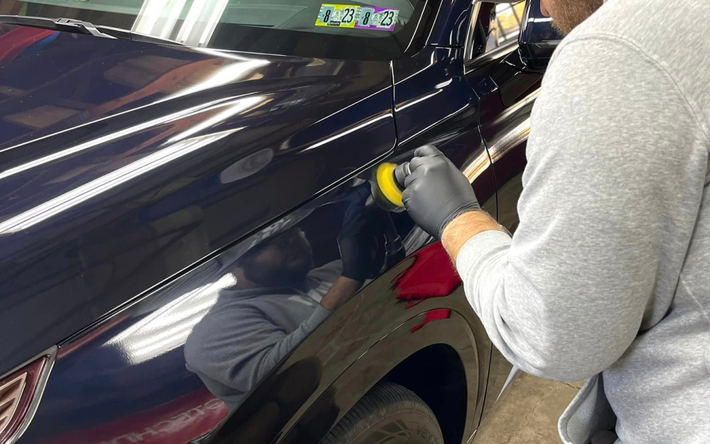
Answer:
[465,1,526,62]
[489,1,526,49]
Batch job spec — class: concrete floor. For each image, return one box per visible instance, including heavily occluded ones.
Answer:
[474,373,583,444]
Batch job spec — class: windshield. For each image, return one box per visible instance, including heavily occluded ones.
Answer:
[0,1,434,59]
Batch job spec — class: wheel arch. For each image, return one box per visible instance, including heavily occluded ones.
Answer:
[280,308,485,444]
[385,343,468,444]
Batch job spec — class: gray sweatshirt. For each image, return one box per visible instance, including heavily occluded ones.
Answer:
[184,261,342,412]
[456,1,710,443]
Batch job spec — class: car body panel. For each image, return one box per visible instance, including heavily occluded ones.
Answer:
[18,177,479,444]
[276,308,482,444]
[469,46,540,237]
[0,26,395,374]
[392,46,498,217]
[427,0,474,47]
[0,2,547,443]
[393,47,473,145]
[12,17,499,444]
[465,42,543,424]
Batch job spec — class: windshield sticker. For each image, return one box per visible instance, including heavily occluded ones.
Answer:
[315,4,400,31]
[316,5,360,28]
[356,7,399,31]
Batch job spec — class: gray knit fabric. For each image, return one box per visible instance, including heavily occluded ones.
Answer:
[184,261,341,412]
[456,0,710,442]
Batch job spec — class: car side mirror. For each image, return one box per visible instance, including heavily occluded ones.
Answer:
[518,0,563,69]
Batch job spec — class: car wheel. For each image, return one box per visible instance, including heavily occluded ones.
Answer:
[321,382,444,444]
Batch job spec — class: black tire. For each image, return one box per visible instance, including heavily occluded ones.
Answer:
[321,382,444,444]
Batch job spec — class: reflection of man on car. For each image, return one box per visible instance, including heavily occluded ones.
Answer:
[185,187,386,412]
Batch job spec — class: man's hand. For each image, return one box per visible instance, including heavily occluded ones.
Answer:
[401,145,482,239]
[338,186,388,282]
[339,206,390,282]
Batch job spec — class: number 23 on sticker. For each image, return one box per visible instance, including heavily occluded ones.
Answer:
[316,4,359,28]
[316,4,400,31]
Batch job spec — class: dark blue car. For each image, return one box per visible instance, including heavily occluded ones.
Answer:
[0,1,560,443]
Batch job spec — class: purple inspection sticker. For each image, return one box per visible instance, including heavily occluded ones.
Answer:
[355,7,399,31]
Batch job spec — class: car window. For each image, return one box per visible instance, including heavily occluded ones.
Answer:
[490,1,525,48]
[0,0,437,60]
[465,0,526,62]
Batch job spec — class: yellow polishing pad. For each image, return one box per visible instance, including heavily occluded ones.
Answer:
[376,163,404,207]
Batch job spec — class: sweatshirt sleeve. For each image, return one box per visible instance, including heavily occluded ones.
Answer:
[248,305,331,383]
[456,36,708,382]
[186,304,331,391]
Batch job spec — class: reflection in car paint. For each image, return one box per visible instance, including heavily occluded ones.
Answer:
[109,273,236,365]
[410,309,451,332]
[492,89,539,125]
[162,59,271,102]
[219,148,274,184]
[0,95,262,181]
[0,129,242,234]
[463,149,492,183]
[301,112,392,153]
[394,89,443,112]
[184,185,397,412]
[0,1,548,441]
[41,389,227,444]
[0,27,58,64]
[0,26,397,382]
[486,116,530,163]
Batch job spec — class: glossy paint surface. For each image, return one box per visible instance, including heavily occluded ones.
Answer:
[426,0,474,47]
[0,25,394,374]
[469,46,541,233]
[19,188,489,444]
[1,1,544,443]
[393,45,498,216]
[463,7,544,420]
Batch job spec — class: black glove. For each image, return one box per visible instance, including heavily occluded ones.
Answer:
[338,186,387,282]
[400,145,480,239]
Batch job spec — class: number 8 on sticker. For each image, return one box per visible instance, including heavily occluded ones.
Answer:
[358,7,374,26]
[316,4,359,28]
[317,5,335,25]
[316,4,399,31]
[355,7,398,31]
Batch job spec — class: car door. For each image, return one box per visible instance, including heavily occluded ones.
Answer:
[6,2,487,444]
[391,4,498,223]
[465,1,542,234]
[463,0,547,423]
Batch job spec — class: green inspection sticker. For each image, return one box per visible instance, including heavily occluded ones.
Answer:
[315,4,399,31]
[315,4,360,28]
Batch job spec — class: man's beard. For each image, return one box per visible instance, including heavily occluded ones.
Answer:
[241,259,312,288]
[548,0,604,35]
[238,248,314,288]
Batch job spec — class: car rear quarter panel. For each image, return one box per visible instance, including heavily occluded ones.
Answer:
[0,28,395,375]
[5,3,526,443]
[17,38,500,441]
[17,170,488,444]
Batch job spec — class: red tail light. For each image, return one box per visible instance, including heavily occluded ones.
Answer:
[0,347,56,444]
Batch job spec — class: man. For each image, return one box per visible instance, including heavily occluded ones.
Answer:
[185,190,384,411]
[400,0,710,443]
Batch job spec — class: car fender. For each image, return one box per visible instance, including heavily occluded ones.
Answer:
[280,307,483,444]
[211,245,491,444]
